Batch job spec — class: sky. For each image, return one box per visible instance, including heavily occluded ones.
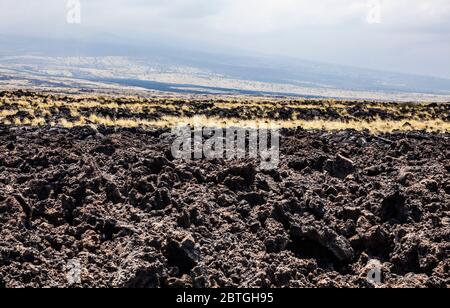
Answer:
[1,0,450,78]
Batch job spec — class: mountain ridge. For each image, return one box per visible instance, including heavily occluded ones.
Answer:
[1,35,449,101]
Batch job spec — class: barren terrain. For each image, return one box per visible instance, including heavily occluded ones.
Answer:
[0,91,449,288]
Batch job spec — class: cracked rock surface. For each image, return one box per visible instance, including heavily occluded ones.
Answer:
[0,125,449,288]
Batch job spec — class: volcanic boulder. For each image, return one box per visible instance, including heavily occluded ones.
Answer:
[290,218,355,262]
[105,182,124,204]
[380,191,409,223]
[165,235,201,275]
[324,155,356,179]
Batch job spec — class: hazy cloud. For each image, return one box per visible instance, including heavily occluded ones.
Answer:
[0,0,449,78]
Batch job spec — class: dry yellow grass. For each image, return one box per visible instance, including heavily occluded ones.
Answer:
[41,115,449,133]
[60,118,75,128]
[0,94,448,133]
[0,109,18,117]
[31,117,46,126]
[287,118,450,133]
[1,112,449,133]
[0,97,341,112]
[156,116,450,133]
[1,95,444,121]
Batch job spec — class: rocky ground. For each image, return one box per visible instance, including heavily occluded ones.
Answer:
[0,124,449,288]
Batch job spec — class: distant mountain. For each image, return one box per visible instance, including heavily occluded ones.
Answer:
[0,35,449,101]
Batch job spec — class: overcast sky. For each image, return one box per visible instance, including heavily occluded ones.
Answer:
[1,0,450,78]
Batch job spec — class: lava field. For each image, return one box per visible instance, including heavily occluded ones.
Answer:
[0,91,449,288]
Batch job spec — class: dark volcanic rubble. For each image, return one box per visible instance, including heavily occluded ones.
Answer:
[0,125,449,288]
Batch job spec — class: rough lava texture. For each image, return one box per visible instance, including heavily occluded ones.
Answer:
[0,125,449,288]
